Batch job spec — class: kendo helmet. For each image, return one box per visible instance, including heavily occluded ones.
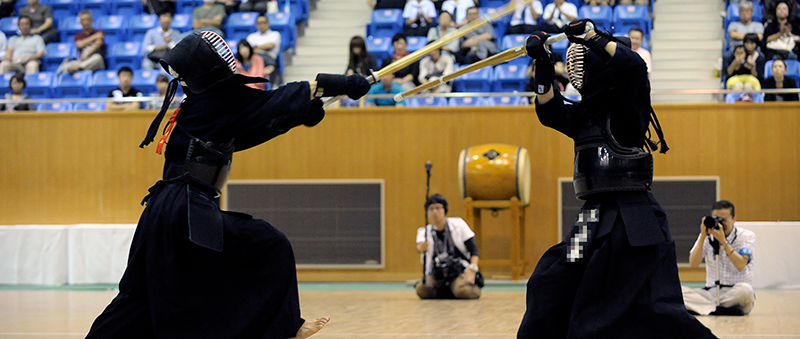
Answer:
[565,35,631,95]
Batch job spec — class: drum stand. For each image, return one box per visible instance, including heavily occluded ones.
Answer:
[463,196,527,280]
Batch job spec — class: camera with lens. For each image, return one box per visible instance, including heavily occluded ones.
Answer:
[432,257,463,283]
[704,215,724,230]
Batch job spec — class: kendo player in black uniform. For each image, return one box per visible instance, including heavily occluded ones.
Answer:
[86,31,371,339]
[516,20,718,338]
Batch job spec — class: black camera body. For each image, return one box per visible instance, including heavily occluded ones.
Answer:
[704,215,724,230]
[432,257,464,283]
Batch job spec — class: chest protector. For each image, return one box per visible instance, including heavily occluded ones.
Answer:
[572,114,654,200]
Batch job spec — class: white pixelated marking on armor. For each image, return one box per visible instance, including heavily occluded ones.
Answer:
[567,209,598,262]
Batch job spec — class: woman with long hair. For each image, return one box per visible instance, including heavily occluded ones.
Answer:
[346,36,378,76]
[235,40,267,90]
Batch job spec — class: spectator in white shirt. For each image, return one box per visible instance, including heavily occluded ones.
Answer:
[683,200,756,316]
[141,12,182,70]
[246,14,281,83]
[440,0,476,27]
[403,0,437,36]
[629,27,651,73]
[418,43,454,93]
[542,0,578,33]
[507,0,543,35]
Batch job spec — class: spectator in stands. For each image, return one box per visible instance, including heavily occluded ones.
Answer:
[683,200,756,316]
[215,0,239,15]
[107,66,144,111]
[381,33,420,91]
[0,17,45,74]
[763,0,798,23]
[763,1,800,60]
[403,0,436,36]
[0,31,6,60]
[368,0,406,10]
[725,46,762,92]
[542,0,578,33]
[455,7,497,64]
[238,0,269,14]
[728,1,764,53]
[725,34,766,83]
[764,58,800,101]
[365,73,406,107]
[235,40,266,90]
[193,0,227,38]
[144,0,176,16]
[0,0,15,19]
[19,0,59,45]
[584,0,614,5]
[617,0,647,4]
[427,11,459,56]
[0,73,32,112]
[142,12,181,70]
[146,74,182,110]
[507,0,543,35]
[56,10,105,75]
[441,0,476,27]
[418,42,454,93]
[629,27,651,73]
[246,14,280,84]
[346,36,377,76]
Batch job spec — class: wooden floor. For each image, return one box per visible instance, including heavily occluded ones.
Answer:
[1,288,799,338]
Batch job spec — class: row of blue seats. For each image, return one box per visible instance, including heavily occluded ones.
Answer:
[472,0,654,10]
[368,5,653,39]
[0,70,167,98]
[404,95,529,107]
[0,12,297,53]
[13,0,309,25]
[32,101,108,112]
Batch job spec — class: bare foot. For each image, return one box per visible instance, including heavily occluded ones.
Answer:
[290,316,330,339]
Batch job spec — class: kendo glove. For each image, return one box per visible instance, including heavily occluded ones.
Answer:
[313,74,371,100]
[304,98,325,127]
[524,31,552,61]
[533,57,555,95]
[563,18,597,45]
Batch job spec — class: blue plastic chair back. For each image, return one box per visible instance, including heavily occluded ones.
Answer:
[268,11,296,53]
[226,12,259,41]
[486,95,522,106]
[58,15,83,42]
[96,15,128,42]
[56,70,92,98]
[112,0,144,17]
[448,96,485,107]
[132,69,160,94]
[90,70,120,97]
[366,35,392,61]
[49,0,81,18]
[579,5,613,31]
[74,101,107,111]
[405,36,427,53]
[24,72,57,98]
[176,0,199,14]
[725,92,764,103]
[128,14,158,42]
[43,42,78,72]
[79,0,112,17]
[613,5,651,34]
[452,66,493,93]
[36,102,74,112]
[368,9,402,37]
[492,63,527,92]
[501,34,527,50]
[108,41,142,69]
[171,13,192,32]
[0,17,17,36]
[0,72,15,96]
[409,96,448,107]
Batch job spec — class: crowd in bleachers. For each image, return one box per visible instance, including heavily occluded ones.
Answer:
[351,0,654,107]
[722,0,800,102]
[0,0,308,112]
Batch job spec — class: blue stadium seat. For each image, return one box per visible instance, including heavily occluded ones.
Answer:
[551,37,568,61]
[112,0,144,17]
[132,69,159,94]
[725,92,764,103]
[492,63,527,92]
[80,0,112,18]
[508,55,532,67]
[579,5,613,31]
[479,0,506,8]
[171,13,192,32]
[448,96,485,106]
[726,2,763,28]
[43,42,78,72]
[501,34,527,50]
[268,11,296,53]
[96,15,128,43]
[367,9,402,37]
[128,14,158,42]
[613,5,651,35]
[58,15,83,42]
[764,59,800,84]
[279,0,308,26]
[486,96,523,106]
[0,72,15,96]
[74,101,107,111]
[56,71,92,98]
[366,35,392,61]
[405,36,427,53]
[409,96,448,107]
[107,41,142,70]
[0,17,17,36]
[49,0,81,19]
[226,12,259,41]
[90,70,120,97]
[36,102,73,112]
[14,0,27,13]
[452,66,493,93]
[176,0,200,14]
[24,72,57,98]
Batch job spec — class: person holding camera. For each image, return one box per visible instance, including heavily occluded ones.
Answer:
[415,194,483,299]
[683,200,756,316]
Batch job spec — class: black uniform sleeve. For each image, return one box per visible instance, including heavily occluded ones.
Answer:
[232,81,316,151]
[464,237,479,258]
[534,90,582,139]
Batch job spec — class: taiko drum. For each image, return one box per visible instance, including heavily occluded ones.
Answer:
[458,144,531,205]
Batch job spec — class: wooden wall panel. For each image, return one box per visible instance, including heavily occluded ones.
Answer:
[1,103,798,282]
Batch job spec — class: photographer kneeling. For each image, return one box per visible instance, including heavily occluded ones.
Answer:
[683,200,756,315]
[415,194,483,299]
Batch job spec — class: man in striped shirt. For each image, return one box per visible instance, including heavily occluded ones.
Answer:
[683,200,757,315]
